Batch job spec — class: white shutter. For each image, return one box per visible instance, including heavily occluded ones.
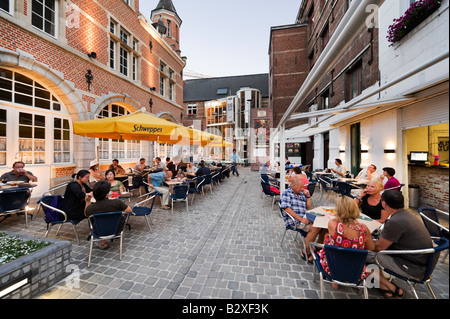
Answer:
[401,93,449,130]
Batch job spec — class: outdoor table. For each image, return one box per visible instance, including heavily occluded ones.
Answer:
[164,179,186,188]
[348,179,369,189]
[308,206,381,233]
[0,183,36,226]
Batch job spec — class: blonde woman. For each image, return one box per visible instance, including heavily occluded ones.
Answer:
[319,196,375,289]
[355,180,388,223]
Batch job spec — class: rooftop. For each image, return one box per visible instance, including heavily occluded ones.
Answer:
[183,73,270,102]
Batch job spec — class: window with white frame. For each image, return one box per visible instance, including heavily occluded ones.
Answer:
[120,47,129,76]
[110,40,116,70]
[0,0,14,15]
[187,104,197,116]
[160,74,165,96]
[54,117,70,163]
[18,112,46,165]
[109,19,140,79]
[132,56,137,81]
[0,67,62,111]
[97,104,140,160]
[167,20,172,37]
[169,82,174,101]
[32,0,57,37]
[0,68,71,166]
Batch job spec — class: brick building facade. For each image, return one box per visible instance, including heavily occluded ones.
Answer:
[270,0,380,170]
[0,0,186,197]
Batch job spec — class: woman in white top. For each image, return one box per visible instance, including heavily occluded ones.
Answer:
[186,162,198,174]
[89,160,103,185]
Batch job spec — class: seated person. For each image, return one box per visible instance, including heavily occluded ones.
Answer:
[61,170,92,222]
[288,167,308,188]
[108,159,126,176]
[260,161,272,175]
[380,167,401,191]
[355,180,388,223]
[152,157,166,173]
[185,162,198,175]
[105,169,125,193]
[166,156,182,177]
[133,158,147,176]
[330,158,346,178]
[368,191,433,299]
[355,164,378,181]
[280,175,326,264]
[1,161,38,183]
[85,180,132,249]
[148,170,172,210]
[89,160,103,185]
[196,162,211,177]
[319,196,375,289]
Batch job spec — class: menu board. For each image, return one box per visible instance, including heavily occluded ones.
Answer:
[286,143,301,156]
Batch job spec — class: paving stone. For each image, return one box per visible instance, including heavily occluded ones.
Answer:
[1,168,447,300]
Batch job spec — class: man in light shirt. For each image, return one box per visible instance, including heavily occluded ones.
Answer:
[330,158,346,178]
[356,164,379,181]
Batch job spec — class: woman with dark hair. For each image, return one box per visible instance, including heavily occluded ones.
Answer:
[85,180,132,249]
[105,169,125,193]
[60,170,93,222]
[381,167,401,191]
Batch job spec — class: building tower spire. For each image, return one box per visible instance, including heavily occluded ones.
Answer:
[151,0,182,55]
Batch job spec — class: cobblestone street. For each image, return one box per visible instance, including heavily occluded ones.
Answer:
[1,168,448,300]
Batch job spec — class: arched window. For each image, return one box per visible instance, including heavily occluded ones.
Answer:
[97,104,140,161]
[0,68,71,166]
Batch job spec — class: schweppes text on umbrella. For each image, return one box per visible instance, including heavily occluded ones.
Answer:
[132,125,164,134]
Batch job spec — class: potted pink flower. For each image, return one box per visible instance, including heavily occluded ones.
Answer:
[387,0,441,45]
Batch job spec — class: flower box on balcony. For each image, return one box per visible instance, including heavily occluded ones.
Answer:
[387,0,441,45]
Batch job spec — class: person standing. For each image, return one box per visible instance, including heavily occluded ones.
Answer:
[230,149,240,177]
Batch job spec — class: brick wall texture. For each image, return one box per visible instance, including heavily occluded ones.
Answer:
[0,0,185,118]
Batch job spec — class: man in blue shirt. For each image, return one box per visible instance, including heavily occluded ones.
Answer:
[280,175,322,264]
[230,149,240,177]
[148,171,171,210]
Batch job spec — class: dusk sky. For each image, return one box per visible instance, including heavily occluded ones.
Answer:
[139,0,300,78]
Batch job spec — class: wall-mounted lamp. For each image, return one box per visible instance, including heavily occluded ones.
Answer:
[339,150,345,153]
[0,273,31,298]
[87,52,97,59]
[85,69,94,91]
[149,98,153,113]
[361,149,369,153]
[384,149,396,154]
[150,87,156,92]
[149,40,153,51]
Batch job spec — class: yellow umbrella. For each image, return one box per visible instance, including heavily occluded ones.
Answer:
[73,111,190,145]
